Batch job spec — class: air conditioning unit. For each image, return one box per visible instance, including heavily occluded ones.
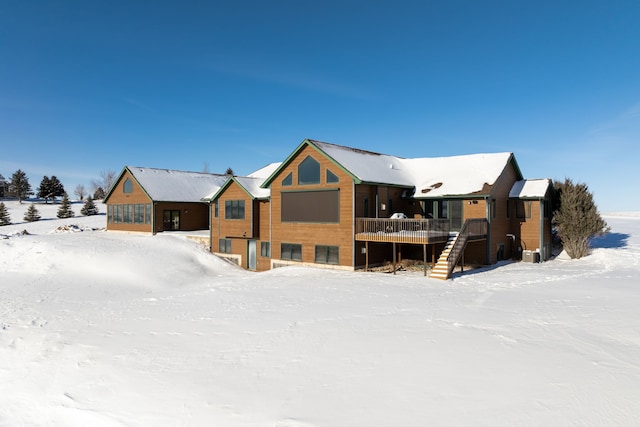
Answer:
[522,250,540,263]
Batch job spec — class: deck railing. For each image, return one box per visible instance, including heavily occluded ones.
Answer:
[355,217,450,244]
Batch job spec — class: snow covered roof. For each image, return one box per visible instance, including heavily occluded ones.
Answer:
[122,167,228,203]
[509,179,551,199]
[247,162,282,179]
[208,175,271,201]
[311,141,415,186]
[406,152,516,198]
[263,139,520,198]
[234,176,271,199]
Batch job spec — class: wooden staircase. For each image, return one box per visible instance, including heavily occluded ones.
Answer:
[429,218,489,280]
[430,233,459,280]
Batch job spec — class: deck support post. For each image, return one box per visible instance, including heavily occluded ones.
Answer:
[365,241,369,272]
[393,242,396,275]
[423,244,427,276]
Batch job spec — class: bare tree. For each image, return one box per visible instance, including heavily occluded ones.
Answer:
[92,170,116,194]
[74,184,87,201]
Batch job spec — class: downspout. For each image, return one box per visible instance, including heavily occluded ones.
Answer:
[539,199,545,261]
[152,202,157,235]
[352,181,356,269]
[269,194,273,267]
[208,201,212,251]
[375,186,379,219]
[485,196,491,265]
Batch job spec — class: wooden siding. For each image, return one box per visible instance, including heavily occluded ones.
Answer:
[486,162,520,264]
[270,144,355,268]
[256,200,271,271]
[209,184,272,272]
[105,170,153,233]
[217,181,256,239]
[511,199,552,260]
[154,202,209,232]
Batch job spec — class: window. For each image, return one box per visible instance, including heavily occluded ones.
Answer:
[145,204,151,224]
[113,205,122,223]
[225,200,245,219]
[107,205,113,223]
[281,190,339,223]
[298,156,320,185]
[282,172,293,186]
[516,200,532,219]
[326,169,339,183]
[219,239,232,253]
[492,199,497,219]
[261,242,270,257]
[123,204,132,223]
[134,204,145,224]
[281,243,302,261]
[315,245,339,265]
[123,178,133,193]
[213,201,218,218]
[363,197,370,218]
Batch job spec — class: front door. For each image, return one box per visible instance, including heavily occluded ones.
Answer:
[163,210,180,231]
[247,240,257,270]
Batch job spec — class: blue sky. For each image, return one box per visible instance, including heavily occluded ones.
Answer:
[1,1,639,211]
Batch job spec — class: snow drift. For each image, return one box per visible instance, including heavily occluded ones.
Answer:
[1,201,639,426]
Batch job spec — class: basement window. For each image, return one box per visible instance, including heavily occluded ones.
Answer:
[315,245,339,265]
[281,243,302,261]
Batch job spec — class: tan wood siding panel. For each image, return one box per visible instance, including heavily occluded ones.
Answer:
[105,170,153,233]
[270,145,354,268]
[154,202,209,232]
[486,162,519,264]
[218,182,254,239]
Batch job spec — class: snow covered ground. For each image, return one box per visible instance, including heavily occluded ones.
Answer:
[1,201,639,426]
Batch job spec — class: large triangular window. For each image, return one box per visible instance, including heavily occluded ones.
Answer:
[298,156,320,185]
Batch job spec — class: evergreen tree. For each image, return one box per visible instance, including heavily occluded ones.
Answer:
[23,203,41,222]
[553,178,609,259]
[49,176,65,201]
[80,196,99,216]
[93,186,105,200]
[37,176,52,203]
[8,169,33,203]
[56,192,75,219]
[0,202,11,226]
[38,176,65,203]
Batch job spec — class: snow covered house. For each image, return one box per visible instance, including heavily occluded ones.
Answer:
[104,166,227,233]
[105,140,551,279]
[208,163,279,271]
[210,139,552,278]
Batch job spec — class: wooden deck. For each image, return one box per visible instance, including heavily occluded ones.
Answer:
[355,218,450,244]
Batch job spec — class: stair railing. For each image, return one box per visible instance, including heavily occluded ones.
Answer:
[444,218,488,277]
